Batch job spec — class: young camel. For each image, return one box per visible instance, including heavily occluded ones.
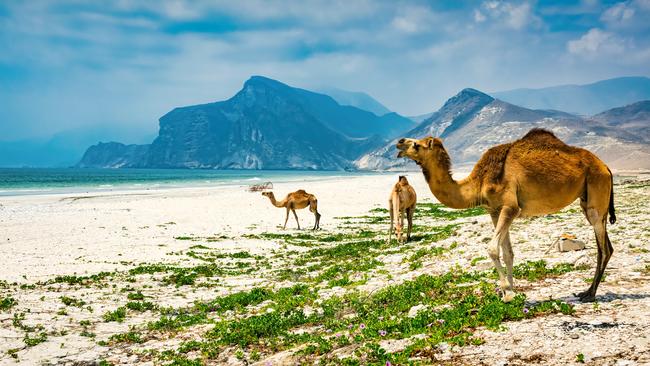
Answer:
[387,176,417,244]
[262,190,321,230]
[396,128,616,302]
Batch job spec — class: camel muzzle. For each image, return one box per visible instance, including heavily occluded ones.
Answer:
[396,139,410,158]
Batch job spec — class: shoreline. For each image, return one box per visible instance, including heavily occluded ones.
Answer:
[0,170,399,198]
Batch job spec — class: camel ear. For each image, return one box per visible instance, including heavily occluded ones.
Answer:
[429,137,443,148]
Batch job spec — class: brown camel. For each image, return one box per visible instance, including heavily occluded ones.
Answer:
[396,128,616,302]
[387,176,417,244]
[262,190,321,230]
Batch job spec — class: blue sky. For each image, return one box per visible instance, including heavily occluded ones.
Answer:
[1,0,649,141]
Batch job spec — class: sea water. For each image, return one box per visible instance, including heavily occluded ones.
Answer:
[0,168,382,196]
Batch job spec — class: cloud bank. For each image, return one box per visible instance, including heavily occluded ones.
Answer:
[0,0,649,141]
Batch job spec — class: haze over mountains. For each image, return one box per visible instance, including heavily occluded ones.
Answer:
[492,77,650,116]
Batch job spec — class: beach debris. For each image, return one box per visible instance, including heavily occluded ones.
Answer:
[248,181,273,192]
[546,233,586,253]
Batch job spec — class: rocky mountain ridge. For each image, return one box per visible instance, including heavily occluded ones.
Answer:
[78,76,414,170]
[357,89,650,171]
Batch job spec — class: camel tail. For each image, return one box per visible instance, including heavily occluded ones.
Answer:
[607,167,616,225]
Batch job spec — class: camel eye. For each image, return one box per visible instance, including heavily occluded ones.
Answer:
[414,143,420,151]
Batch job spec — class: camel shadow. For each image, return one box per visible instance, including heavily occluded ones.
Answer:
[551,291,650,304]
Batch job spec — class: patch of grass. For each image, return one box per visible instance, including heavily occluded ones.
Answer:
[126,301,157,312]
[407,246,446,262]
[24,332,47,347]
[511,260,583,281]
[192,268,574,363]
[127,291,145,300]
[129,263,225,286]
[60,296,86,307]
[51,271,113,286]
[416,203,487,220]
[0,296,17,311]
[103,307,127,322]
[109,331,144,344]
[471,256,488,266]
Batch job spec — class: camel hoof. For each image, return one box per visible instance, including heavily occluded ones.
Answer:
[575,291,596,303]
[502,290,516,303]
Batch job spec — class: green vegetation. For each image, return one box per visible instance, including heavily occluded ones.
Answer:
[109,331,144,344]
[50,271,113,286]
[149,267,575,365]
[416,203,487,220]
[103,307,127,322]
[60,296,86,307]
[127,291,145,300]
[510,260,585,281]
[24,332,47,347]
[0,296,17,311]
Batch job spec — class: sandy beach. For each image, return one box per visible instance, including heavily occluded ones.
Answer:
[1,173,649,365]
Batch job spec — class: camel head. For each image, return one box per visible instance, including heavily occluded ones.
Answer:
[261,191,274,198]
[396,136,446,166]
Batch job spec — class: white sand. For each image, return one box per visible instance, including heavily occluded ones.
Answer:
[1,172,648,365]
[0,173,434,283]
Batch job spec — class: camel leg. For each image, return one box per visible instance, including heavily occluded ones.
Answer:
[283,207,290,229]
[577,209,612,302]
[309,201,321,230]
[398,210,405,243]
[406,207,414,242]
[387,200,394,244]
[502,231,514,299]
[489,207,519,302]
[292,208,300,230]
[576,180,614,302]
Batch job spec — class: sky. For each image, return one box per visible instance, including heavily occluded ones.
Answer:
[1,0,650,142]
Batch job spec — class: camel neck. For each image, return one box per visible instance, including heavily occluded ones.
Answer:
[421,160,480,209]
[267,194,285,208]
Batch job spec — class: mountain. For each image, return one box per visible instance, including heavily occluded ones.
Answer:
[318,87,392,116]
[78,76,414,170]
[77,142,149,168]
[357,89,650,171]
[0,126,154,168]
[591,100,650,142]
[492,76,650,115]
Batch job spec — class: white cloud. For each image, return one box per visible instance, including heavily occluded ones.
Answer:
[567,28,626,56]
[601,2,636,25]
[474,9,486,22]
[477,1,541,30]
[390,5,437,34]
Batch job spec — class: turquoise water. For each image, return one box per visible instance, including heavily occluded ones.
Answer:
[0,168,380,196]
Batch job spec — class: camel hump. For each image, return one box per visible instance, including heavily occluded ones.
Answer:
[521,128,558,141]
[294,189,308,195]
[473,142,513,183]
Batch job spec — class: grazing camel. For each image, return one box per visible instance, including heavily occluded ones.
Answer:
[396,128,616,302]
[387,176,417,244]
[262,190,321,230]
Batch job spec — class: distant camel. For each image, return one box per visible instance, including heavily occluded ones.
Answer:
[396,128,616,302]
[262,190,321,230]
[387,176,417,244]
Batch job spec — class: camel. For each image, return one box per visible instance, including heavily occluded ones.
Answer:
[387,176,417,244]
[396,128,616,303]
[262,190,321,230]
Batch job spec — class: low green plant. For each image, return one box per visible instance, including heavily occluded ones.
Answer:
[103,307,127,322]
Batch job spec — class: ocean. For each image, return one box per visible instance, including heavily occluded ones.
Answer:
[0,168,383,196]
